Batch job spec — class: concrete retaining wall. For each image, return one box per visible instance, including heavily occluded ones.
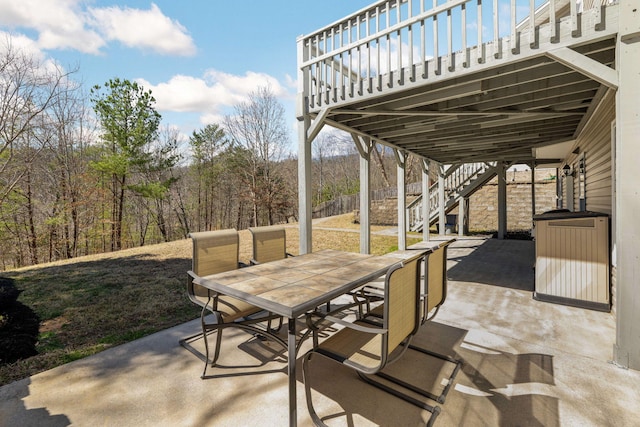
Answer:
[354,170,557,232]
[470,170,557,231]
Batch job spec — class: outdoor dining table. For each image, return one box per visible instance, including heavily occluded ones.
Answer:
[193,248,419,427]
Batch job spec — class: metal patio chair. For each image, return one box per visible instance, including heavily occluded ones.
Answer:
[302,250,444,426]
[248,225,294,265]
[180,229,284,378]
[248,225,294,326]
[354,239,462,404]
[421,239,455,324]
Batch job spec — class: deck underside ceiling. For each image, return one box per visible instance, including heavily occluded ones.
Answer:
[316,37,616,165]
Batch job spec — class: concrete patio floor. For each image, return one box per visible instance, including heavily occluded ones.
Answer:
[1,237,639,426]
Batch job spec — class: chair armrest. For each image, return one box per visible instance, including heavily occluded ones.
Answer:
[323,315,387,335]
[351,284,384,318]
[187,270,222,310]
[357,284,384,299]
[306,310,386,335]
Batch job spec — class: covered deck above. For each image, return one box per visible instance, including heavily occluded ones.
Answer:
[296,0,618,165]
[297,0,640,372]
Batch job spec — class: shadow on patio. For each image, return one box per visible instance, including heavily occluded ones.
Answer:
[1,237,638,426]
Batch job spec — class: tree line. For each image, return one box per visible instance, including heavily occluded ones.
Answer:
[0,39,422,270]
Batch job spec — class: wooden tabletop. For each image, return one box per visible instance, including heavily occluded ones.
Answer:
[194,249,417,318]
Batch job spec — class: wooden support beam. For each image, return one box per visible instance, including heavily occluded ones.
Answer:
[421,159,430,242]
[352,134,372,254]
[546,47,618,89]
[394,149,407,250]
[497,161,507,239]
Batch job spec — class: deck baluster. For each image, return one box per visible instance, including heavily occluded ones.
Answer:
[511,0,519,54]
[348,19,354,98]
[420,0,427,78]
[529,0,539,48]
[462,3,468,67]
[447,8,454,71]
[478,0,485,63]
[387,1,393,87]
[571,0,581,37]
[433,0,440,75]
[493,0,502,58]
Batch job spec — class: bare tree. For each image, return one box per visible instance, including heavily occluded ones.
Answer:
[44,82,100,261]
[0,37,73,205]
[137,125,183,242]
[0,36,78,267]
[224,86,290,226]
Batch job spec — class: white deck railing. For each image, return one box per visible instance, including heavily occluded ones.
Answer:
[407,162,495,230]
[298,0,614,111]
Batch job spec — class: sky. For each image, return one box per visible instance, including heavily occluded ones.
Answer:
[0,0,375,154]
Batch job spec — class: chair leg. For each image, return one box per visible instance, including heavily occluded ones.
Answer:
[200,304,212,378]
[406,345,463,404]
[304,350,441,427]
[361,343,462,406]
[302,351,330,427]
[212,326,224,366]
[267,315,283,333]
[201,324,225,378]
[201,322,210,379]
[178,330,204,347]
[357,371,441,426]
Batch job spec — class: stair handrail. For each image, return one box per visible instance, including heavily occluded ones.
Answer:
[407,162,497,231]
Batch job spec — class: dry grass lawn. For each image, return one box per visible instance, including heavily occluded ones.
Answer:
[0,215,418,386]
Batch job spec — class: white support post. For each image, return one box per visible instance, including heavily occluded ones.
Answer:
[614,0,640,371]
[297,118,312,254]
[421,160,430,242]
[394,149,407,251]
[353,134,372,254]
[458,196,466,237]
[497,161,507,239]
[531,163,536,231]
[438,165,446,236]
[297,36,313,255]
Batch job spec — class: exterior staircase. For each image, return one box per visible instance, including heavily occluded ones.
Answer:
[408,162,500,232]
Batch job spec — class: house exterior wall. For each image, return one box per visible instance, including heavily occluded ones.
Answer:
[561,90,615,215]
[559,90,616,317]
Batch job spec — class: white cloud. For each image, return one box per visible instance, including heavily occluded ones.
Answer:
[0,0,104,54]
[0,0,195,56]
[0,31,68,78]
[89,3,196,56]
[137,69,292,125]
[0,31,44,60]
[284,73,297,90]
[199,112,227,126]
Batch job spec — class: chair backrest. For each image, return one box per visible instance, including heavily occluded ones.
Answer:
[423,239,455,321]
[190,229,240,276]
[248,225,287,263]
[188,229,240,300]
[383,252,424,355]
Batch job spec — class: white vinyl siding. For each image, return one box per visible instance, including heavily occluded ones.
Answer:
[563,89,615,215]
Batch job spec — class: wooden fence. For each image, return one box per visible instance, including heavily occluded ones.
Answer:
[312,182,422,218]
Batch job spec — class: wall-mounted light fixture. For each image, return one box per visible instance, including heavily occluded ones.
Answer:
[563,164,572,176]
